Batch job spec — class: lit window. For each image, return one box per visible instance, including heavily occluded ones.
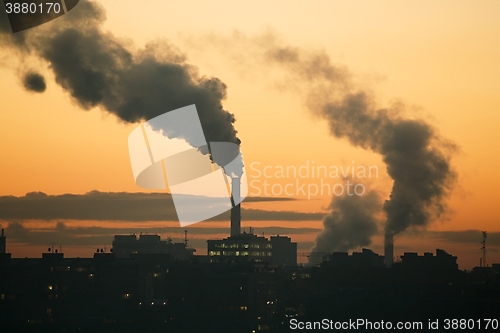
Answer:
[47,285,53,291]
[240,306,248,311]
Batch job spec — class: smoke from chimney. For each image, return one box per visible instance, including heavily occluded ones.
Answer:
[260,40,457,263]
[0,1,242,174]
[308,190,381,265]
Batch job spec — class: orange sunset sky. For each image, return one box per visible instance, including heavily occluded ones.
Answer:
[0,0,499,269]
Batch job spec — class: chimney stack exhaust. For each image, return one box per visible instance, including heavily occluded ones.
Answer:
[230,178,241,236]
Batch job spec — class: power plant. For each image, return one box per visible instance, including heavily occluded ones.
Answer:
[208,176,298,266]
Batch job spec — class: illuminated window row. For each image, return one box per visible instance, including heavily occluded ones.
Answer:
[213,243,272,249]
[209,251,272,257]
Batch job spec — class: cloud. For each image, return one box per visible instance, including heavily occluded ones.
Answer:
[405,229,500,247]
[3,221,320,247]
[0,191,321,222]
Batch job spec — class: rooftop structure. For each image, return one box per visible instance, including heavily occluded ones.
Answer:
[112,234,195,260]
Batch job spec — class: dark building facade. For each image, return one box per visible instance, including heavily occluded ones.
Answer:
[1,245,500,332]
[322,248,385,268]
[112,234,195,260]
[0,252,283,332]
[400,248,458,270]
[270,235,297,267]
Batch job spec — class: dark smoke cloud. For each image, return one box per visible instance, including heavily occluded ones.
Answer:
[309,191,381,265]
[23,71,46,92]
[319,93,456,235]
[0,1,240,154]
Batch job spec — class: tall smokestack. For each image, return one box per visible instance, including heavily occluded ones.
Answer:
[384,232,394,267]
[0,228,5,254]
[230,178,241,236]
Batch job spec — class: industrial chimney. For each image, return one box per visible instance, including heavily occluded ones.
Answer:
[0,228,6,254]
[384,232,394,267]
[230,177,241,236]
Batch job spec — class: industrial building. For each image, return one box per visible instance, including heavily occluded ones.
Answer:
[207,233,297,266]
[208,175,297,266]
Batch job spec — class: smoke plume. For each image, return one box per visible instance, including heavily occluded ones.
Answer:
[261,41,456,260]
[309,191,381,265]
[320,92,456,235]
[0,1,240,163]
